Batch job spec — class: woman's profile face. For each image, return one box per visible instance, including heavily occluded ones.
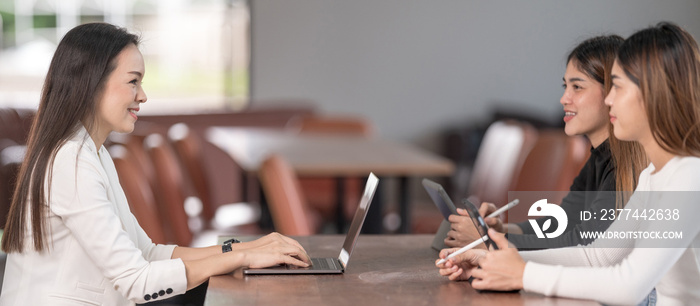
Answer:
[605,61,650,143]
[560,61,610,146]
[94,43,147,141]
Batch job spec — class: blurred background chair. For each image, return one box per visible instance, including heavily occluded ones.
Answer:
[505,130,590,223]
[168,123,216,223]
[288,114,374,231]
[258,154,322,236]
[0,145,26,228]
[110,144,168,244]
[107,121,172,193]
[144,133,261,247]
[0,108,34,229]
[412,120,537,234]
[0,108,34,145]
[465,120,538,206]
[144,133,195,246]
[412,121,589,233]
[167,123,261,231]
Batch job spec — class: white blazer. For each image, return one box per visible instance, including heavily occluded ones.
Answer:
[0,126,187,305]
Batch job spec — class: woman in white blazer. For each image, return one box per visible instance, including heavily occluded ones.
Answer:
[0,23,311,305]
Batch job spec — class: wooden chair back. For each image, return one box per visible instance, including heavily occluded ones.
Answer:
[110,144,168,244]
[507,130,590,223]
[168,123,215,221]
[144,133,193,246]
[467,120,538,206]
[259,154,315,236]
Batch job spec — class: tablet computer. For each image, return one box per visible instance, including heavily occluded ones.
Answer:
[421,179,464,250]
[421,179,461,220]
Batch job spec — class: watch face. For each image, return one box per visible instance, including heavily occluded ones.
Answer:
[462,199,498,250]
[224,238,240,244]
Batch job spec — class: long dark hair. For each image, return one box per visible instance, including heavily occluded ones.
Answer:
[617,22,700,157]
[2,23,140,253]
[567,35,647,208]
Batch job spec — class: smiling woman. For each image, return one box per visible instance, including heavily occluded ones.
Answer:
[560,56,611,148]
[0,23,310,305]
[445,34,648,252]
[93,44,147,148]
[438,22,700,306]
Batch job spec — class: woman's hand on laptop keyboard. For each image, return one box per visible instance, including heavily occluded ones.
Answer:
[237,233,312,269]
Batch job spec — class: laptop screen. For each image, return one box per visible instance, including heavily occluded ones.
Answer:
[338,172,378,267]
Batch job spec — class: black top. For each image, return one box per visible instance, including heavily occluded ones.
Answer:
[510,140,616,250]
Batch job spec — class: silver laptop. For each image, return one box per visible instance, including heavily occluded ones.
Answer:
[244,172,378,275]
[421,179,462,251]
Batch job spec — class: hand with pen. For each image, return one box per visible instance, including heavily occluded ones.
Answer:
[478,202,506,232]
[445,207,490,248]
[445,200,517,248]
[436,228,526,291]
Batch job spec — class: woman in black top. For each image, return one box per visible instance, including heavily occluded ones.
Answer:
[445,35,647,250]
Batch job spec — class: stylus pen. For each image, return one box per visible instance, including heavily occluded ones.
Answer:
[437,235,489,265]
[437,199,520,265]
[486,199,520,219]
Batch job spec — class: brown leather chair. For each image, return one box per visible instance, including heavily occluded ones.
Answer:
[0,144,25,229]
[144,133,195,246]
[466,120,538,206]
[412,120,537,234]
[110,144,168,244]
[167,123,261,230]
[0,108,33,145]
[0,108,33,222]
[259,154,322,236]
[145,132,262,247]
[108,134,157,192]
[167,123,218,222]
[506,130,590,223]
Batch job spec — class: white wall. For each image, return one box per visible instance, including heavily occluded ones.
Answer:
[250,0,700,148]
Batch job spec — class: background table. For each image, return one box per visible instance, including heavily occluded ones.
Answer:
[205,235,598,306]
[207,127,455,233]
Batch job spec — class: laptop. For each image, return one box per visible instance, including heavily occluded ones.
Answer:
[421,179,463,250]
[244,172,379,275]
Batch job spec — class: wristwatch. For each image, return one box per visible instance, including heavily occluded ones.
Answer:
[222,238,241,253]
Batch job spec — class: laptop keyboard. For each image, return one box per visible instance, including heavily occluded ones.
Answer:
[311,258,334,270]
[287,257,335,270]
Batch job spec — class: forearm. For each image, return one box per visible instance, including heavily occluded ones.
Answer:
[522,247,675,305]
[173,240,262,261]
[172,245,222,261]
[182,252,245,290]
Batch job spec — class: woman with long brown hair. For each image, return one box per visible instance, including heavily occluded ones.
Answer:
[438,22,700,305]
[446,35,647,250]
[0,23,310,305]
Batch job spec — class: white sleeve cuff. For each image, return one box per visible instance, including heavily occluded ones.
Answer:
[129,258,188,303]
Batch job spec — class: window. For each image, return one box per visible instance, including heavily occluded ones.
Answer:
[0,0,250,112]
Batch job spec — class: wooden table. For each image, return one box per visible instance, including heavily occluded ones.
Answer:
[205,235,598,306]
[206,127,455,233]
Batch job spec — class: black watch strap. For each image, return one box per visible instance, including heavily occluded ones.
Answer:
[222,238,241,253]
